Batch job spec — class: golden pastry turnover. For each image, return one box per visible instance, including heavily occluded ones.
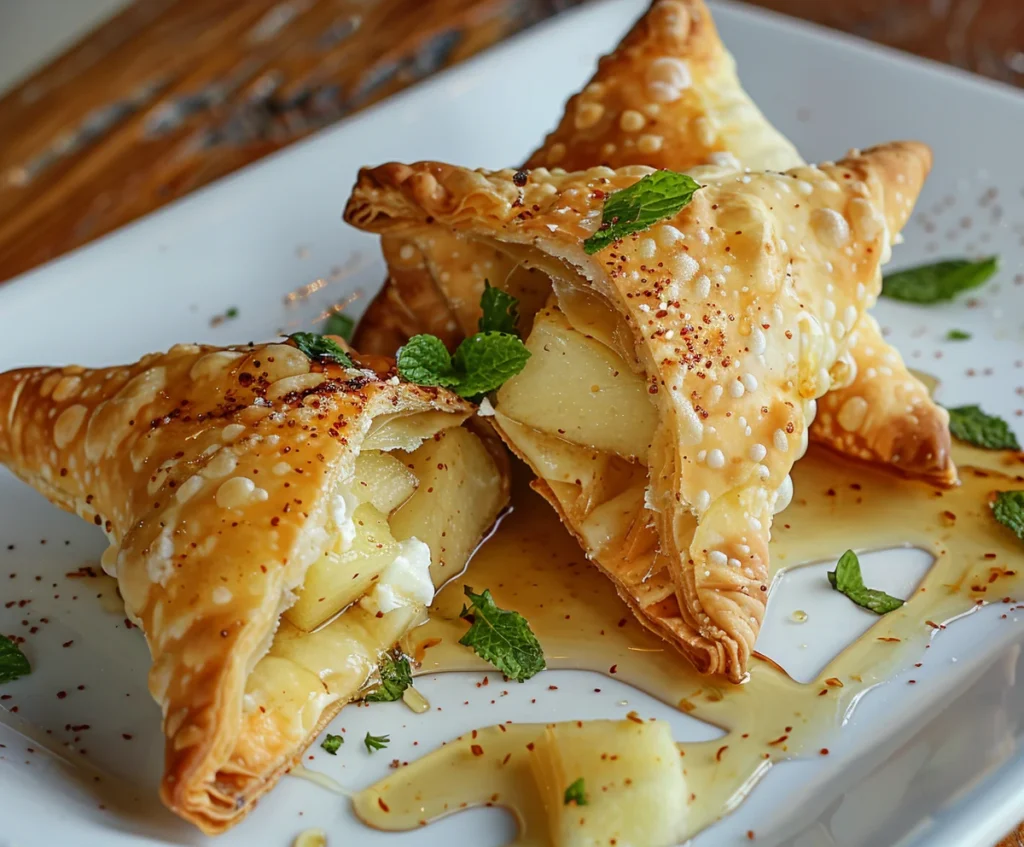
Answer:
[0,340,508,832]
[352,0,955,488]
[343,142,931,681]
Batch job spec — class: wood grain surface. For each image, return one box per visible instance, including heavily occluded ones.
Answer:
[0,1,1022,839]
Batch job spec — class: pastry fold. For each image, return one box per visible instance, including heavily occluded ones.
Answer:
[344,143,931,680]
[0,341,508,832]
[353,0,954,486]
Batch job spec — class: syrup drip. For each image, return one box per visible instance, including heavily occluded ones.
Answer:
[354,444,1024,843]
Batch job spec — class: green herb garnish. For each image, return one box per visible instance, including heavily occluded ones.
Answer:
[324,312,355,342]
[364,732,390,753]
[827,550,904,615]
[946,329,971,341]
[288,332,354,367]
[225,307,239,319]
[992,491,1024,543]
[564,777,588,806]
[947,405,1020,451]
[583,170,701,255]
[459,587,545,682]
[397,286,530,398]
[321,734,343,755]
[0,635,30,684]
[398,332,529,398]
[365,653,413,703]
[881,257,998,304]
[479,281,520,336]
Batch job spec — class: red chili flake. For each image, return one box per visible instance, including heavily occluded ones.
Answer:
[62,641,73,648]
[819,748,829,755]
[470,744,484,757]
[716,745,728,761]
[626,711,643,724]
[56,691,67,700]
[747,831,756,841]
[767,734,789,747]
[122,734,133,740]
[609,664,618,674]
[378,797,390,813]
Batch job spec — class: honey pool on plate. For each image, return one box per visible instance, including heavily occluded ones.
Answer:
[350,442,1024,843]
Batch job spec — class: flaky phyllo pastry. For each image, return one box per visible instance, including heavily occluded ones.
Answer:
[353,0,955,487]
[344,142,932,680]
[0,341,508,831]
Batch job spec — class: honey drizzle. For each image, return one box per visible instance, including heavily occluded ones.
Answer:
[355,445,1024,843]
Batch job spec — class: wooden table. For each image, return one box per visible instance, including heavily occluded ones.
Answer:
[0,0,1022,841]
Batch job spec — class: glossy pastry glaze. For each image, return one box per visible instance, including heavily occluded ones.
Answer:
[354,442,1024,843]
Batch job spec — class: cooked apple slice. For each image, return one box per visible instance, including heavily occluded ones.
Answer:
[389,427,507,586]
[352,450,418,514]
[495,305,655,461]
[284,503,398,632]
[530,719,688,847]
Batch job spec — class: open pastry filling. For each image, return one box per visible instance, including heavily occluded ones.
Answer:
[214,421,505,814]
[481,254,807,635]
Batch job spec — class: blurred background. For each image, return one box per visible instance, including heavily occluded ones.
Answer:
[0,0,1021,286]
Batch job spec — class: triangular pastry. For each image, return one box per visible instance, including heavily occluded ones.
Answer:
[353,0,797,359]
[0,340,508,831]
[353,0,955,486]
[344,142,932,680]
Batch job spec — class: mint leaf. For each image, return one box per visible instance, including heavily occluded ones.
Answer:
[479,282,520,336]
[324,312,355,342]
[397,335,459,387]
[452,333,531,397]
[398,333,529,398]
[564,778,588,806]
[321,734,343,755]
[0,635,30,684]
[946,329,971,341]
[459,587,545,682]
[365,653,413,703]
[364,732,390,753]
[827,550,904,615]
[584,170,701,255]
[992,491,1024,542]
[881,257,998,304]
[289,332,354,367]
[947,405,1020,450]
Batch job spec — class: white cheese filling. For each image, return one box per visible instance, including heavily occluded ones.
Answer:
[330,487,361,549]
[360,538,434,615]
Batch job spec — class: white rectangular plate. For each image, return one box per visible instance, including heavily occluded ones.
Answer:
[2,1,1024,845]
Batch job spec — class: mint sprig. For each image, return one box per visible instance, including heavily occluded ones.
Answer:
[992,491,1024,543]
[564,778,588,806]
[364,732,390,753]
[398,332,529,398]
[827,550,904,615]
[0,635,30,684]
[881,257,998,304]
[479,281,520,336]
[583,170,701,255]
[947,405,1020,451]
[365,653,413,703]
[288,332,354,367]
[321,734,343,755]
[459,587,545,682]
[396,335,459,388]
[397,285,530,397]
